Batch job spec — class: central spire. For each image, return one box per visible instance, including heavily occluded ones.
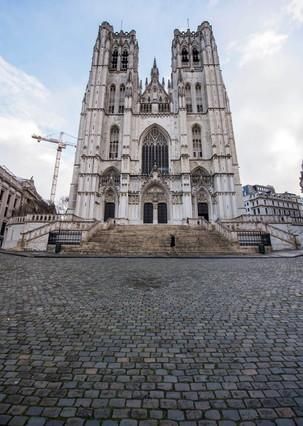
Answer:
[151,57,159,81]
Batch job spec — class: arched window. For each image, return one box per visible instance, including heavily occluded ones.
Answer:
[196,83,203,112]
[193,47,199,63]
[108,84,116,113]
[185,83,192,112]
[182,47,189,63]
[121,50,128,70]
[192,125,202,158]
[109,126,119,159]
[119,84,125,113]
[111,49,118,69]
[142,126,168,175]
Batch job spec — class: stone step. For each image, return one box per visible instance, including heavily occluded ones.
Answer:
[62,223,241,255]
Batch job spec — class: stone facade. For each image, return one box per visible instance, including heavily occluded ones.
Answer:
[243,184,302,220]
[0,165,52,246]
[68,21,244,224]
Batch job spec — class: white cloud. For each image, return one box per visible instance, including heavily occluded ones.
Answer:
[0,56,78,204]
[238,30,288,65]
[228,48,303,194]
[286,0,303,23]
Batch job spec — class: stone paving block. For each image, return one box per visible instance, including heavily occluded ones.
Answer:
[8,416,28,426]
[0,256,303,424]
[27,418,47,426]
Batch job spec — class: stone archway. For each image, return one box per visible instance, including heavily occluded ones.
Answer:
[190,167,213,222]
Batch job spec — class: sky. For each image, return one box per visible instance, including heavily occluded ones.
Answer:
[0,0,303,203]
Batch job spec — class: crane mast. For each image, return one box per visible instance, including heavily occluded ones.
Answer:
[32,132,76,204]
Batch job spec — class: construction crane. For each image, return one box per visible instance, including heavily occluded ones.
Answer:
[32,132,77,204]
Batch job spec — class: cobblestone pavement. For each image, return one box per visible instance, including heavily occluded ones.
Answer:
[0,254,303,426]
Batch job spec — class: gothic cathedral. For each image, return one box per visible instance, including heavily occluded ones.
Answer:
[68,21,243,224]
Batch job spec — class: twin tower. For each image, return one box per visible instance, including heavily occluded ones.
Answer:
[68,21,243,224]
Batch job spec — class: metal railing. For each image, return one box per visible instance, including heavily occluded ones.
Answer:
[48,230,82,245]
[237,231,271,247]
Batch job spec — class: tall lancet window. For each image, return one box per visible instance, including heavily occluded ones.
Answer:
[108,84,116,113]
[119,84,125,113]
[192,125,202,158]
[185,83,192,112]
[182,47,189,63]
[111,49,118,69]
[121,50,128,70]
[196,83,203,112]
[109,126,119,159]
[193,47,199,63]
[142,126,168,175]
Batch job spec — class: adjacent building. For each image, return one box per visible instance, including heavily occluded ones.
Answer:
[0,165,53,246]
[68,21,244,224]
[243,184,302,220]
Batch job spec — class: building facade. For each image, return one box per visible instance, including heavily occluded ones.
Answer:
[243,184,302,220]
[0,165,53,246]
[68,21,244,224]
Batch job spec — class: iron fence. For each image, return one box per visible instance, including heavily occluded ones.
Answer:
[48,230,82,245]
[237,231,271,247]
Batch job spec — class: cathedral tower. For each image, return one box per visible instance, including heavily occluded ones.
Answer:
[68,21,244,224]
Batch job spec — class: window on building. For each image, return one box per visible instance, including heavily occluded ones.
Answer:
[196,83,203,112]
[111,49,118,69]
[142,126,168,175]
[109,126,119,159]
[119,84,125,113]
[140,103,152,113]
[185,83,192,112]
[192,125,202,158]
[193,47,199,63]
[158,103,170,112]
[108,84,116,113]
[181,47,189,63]
[7,194,11,205]
[121,50,128,70]
[0,190,4,201]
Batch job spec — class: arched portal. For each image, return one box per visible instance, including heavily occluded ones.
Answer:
[142,183,169,224]
[104,189,116,222]
[191,167,213,222]
[100,168,120,222]
[141,126,169,175]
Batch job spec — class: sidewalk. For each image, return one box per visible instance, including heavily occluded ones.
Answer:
[1,248,303,259]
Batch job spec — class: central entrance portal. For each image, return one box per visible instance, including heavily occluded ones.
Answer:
[142,183,168,224]
[157,203,167,224]
[143,202,168,224]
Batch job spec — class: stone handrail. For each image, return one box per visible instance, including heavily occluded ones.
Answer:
[230,214,303,225]
[212,221,238,242]
[266,224,297,247]
[185,217,238,242]
[8,214,84,225]
[21,219,94,243]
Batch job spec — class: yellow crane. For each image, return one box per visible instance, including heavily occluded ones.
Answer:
[32,132,76,204]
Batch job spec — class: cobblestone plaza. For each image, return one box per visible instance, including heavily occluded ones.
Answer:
[0,254,303,425]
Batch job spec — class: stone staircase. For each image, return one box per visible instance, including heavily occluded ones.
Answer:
[62,224,243,256]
